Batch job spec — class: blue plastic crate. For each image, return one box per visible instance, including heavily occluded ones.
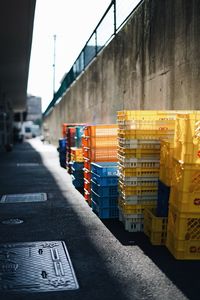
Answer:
[71,167,83,175]
[71,175,84,188]
[92,200,119,219]
[69,161,84,171]
[157,180,170,217]
[91,162,118,177]
[76,186,84,195]
[91,180,118,197]
[71,171,84,180]
[91,190,118,208]
[59,138,66,149]
[91,172,118,186]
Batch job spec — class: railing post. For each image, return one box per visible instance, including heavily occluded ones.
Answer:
[113,0,116,35]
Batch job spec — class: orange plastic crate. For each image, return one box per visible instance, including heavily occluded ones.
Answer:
[82,136,117,148]
[83,147,117,162]
[84,124,117,137]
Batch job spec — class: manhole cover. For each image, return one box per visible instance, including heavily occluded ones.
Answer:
[0,193,47,203]
[17,163,39,167]
[0,241,79,292]
[2,218,24,225]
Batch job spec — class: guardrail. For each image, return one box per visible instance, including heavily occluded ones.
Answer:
[43,0,143,116]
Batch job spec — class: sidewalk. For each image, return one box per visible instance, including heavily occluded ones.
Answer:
[0,138,198,300]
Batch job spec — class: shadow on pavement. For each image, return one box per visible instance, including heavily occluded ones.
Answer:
[101,218,200,300]
[0,141,131,300]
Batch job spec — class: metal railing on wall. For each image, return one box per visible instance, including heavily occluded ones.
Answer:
[43,0,143,116]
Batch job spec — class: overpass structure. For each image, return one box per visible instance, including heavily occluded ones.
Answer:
[0,0,36,147]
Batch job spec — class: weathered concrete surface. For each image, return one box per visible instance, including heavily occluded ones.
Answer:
[0,139,199,300]
[44,0,200,144]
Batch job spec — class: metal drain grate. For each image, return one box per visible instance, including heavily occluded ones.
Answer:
[0,193,47,203]
[0,241,79,292]
[17,163,39,167]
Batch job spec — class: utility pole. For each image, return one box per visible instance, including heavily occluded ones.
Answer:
[53,34,56,97]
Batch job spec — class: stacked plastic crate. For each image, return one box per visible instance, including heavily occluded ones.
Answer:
[91,162,119,219]
[66,126,76,173]
[82,125,118,205]
[143,139,174,245]
[70,147,84,193]
[117,110,176,232]
[166,112,200,259]
[58,138,67,168]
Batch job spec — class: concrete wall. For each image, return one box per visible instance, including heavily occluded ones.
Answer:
[44,0,200,144]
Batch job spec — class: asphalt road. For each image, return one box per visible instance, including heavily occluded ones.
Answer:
[0,138,199,300]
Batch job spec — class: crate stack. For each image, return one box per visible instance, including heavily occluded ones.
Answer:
[66,126,76,173]
[58,138,67,168]
[143,139,174,245]
[82,125,118,205]
[157,139,174,217]
[70,161,84,194]
[166,112,200,259]
[91,162,119,219]
[117,110,176,232]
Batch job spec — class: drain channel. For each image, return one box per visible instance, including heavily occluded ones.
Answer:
[0,241,79,292]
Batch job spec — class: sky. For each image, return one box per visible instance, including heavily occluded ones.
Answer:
[27,0,111,112]
[27,0,141,112]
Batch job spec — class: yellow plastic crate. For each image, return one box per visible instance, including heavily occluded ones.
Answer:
[118,129,173,140]
[118,199,156,215]
[144,208,168,245]
[173,141,200,164]
[160,139,174,168]
[121,191,158,204]
[71,147,83,162]
[169,185,200,214]
[118,147,160,158]
[119,176,158,187]
[159,140,174,186]
[174,112,200,164]
[119,185,158,196]
[171,158,200,193]
[118,155,160,168]
[174,112,200,144]
[119,179,157,189]
[167,203,200,240]
[118,164,160,177]
[166,230,200,260]
[118,119,176,131]
[117,110,179,122]
[118,138,160,149]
